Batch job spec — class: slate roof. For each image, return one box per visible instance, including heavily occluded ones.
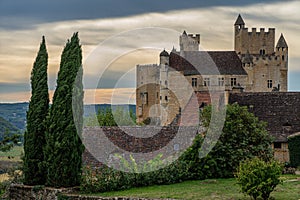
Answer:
[169,51,247,76]
[229,92,300,142]
[160,49,169,57]
[234,14,245,25]
[276,34,288,48]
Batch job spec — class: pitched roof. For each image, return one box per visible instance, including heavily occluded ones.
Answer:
[234,14,245,25]
[276,34,288,48]
[169,51,247,76]
[242,50,253,64]
[229,92,300,142]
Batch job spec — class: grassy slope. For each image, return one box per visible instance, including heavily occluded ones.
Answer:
[85,175,300,200]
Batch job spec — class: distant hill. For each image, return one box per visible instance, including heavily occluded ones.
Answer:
[0,116,20,135]
[0,103,136,133]
[0,102,28,132]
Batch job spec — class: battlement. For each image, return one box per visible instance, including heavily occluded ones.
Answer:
[137,64,158,68]
[241,27,275,35]
[187,34,200,44]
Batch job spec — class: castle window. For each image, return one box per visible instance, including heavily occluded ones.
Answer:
[282,55,285,61]
[267,80,272,88]
[204,78,210,86]
[192,78,197,87]
[218,77,224,86]
[231,78,237,86]
[179,107,182,115]
[165,80,168,86]
[160,96,162,100]
[138,106,143,116]
[140,92,148,105]
[165,96,168,101]
[274,142,282,149]
[260,49,266,55]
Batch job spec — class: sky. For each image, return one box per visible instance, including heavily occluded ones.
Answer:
[0,0,299,104]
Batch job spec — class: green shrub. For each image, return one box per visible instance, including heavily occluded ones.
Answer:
[236,157,283,200]
[80,159,189,193]
[288,133,300,167]
[198,104,273,178]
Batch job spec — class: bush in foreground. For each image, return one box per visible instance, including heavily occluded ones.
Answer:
[236,157,283,200]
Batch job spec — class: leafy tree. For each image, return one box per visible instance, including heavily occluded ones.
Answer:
[23,36,49,185]
[180,103,273,179]
[0,128,20,152]
[236,157,282,200]
[84,106,136,126]
[45,33,84,187]
[288,133,300,167]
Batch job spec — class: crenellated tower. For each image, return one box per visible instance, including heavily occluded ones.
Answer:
[235,14,288,92]
[179,30,200,52]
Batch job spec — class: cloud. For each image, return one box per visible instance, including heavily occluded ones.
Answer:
[0,0,291,30]
[0,1,299,102]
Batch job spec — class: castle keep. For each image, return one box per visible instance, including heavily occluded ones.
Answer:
[136,14,288,125]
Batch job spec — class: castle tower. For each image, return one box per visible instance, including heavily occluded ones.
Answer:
[276,34,288,91]
[159,49,169,107]
[179,30,200,52]
[159,49,170,125]
[234,14,275,55]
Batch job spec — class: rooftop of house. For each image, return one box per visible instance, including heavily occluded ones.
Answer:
[229,92,300,142]
[169,51,247,76]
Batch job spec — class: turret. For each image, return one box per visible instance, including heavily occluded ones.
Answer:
[179,30,200,51]
[276,34,288,68]
[159,50,169,107]
[276,34,288,92]
[234,14,245,34]
[160,49,169,66]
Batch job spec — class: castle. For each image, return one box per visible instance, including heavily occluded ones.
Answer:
[136,14,288,125]
[135,15,299,163]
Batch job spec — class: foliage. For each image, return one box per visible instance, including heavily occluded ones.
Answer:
[236,157,283,200]
[196,103,273,178]
[0,129,20,152]
[288,134,300,167]
[0,116,20,135]
[84,106,136,126]
[80,157,189,193]
[23,36,49,185]
[45,32,84,187]
[82,175,300,200]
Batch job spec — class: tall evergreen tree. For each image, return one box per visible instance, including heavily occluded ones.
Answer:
[23,36,49,185]
[45,32,84,187]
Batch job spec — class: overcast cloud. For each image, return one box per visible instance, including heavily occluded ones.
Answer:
[0,0,299,103]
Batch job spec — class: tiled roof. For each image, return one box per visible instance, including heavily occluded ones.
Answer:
[229,92,300,142]
[169,51,247,76]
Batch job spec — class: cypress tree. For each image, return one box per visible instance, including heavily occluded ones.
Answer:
[24,36,49,185]
[45,32,84,187]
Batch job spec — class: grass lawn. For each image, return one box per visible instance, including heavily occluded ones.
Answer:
[84,175,300,200]
[0,146,23,161]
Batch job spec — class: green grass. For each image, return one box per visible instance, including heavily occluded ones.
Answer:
[0,145,23,161]
[83,175,300,200]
